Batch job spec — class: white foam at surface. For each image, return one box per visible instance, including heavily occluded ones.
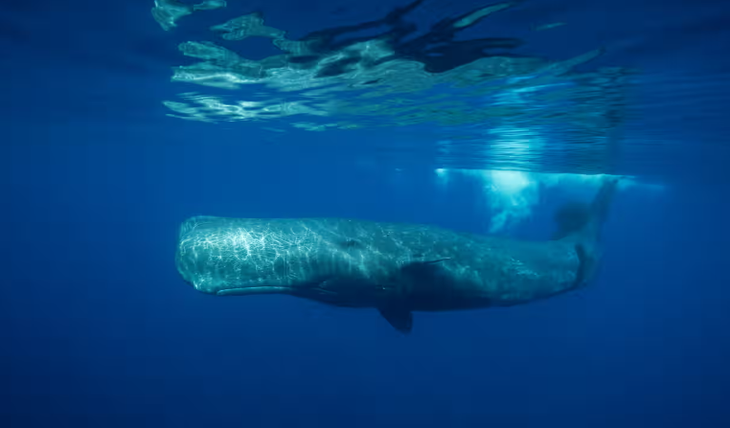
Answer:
[434,169,663,232]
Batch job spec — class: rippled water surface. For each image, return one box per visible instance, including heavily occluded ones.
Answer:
[2,0,728,180]
[143,0,728,179]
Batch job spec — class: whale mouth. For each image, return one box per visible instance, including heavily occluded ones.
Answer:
[215,285,295,296]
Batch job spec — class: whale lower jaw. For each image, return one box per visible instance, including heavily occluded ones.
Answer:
[215,286,295,296]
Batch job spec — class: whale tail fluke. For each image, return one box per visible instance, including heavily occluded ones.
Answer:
[552,176,619,242]
[552,176,620,289]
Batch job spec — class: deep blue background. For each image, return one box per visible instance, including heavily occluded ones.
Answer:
[2,0,730,427]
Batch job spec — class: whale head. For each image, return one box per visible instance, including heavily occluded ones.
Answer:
[174,216,390,302]
[174,216,309,296]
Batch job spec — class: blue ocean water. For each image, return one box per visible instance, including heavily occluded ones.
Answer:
[2,0,729,427]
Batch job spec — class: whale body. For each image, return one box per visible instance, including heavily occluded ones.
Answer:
[175,179,618,333]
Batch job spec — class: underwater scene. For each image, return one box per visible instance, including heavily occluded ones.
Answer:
[3,0,730,427]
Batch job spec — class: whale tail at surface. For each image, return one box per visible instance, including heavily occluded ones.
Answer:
[551,176,620,291]
[552,176,619,241]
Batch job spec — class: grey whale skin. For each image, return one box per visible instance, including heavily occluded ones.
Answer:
[176,179,618,333]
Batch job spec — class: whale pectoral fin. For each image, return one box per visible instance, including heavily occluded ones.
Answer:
[378,306,413,334]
